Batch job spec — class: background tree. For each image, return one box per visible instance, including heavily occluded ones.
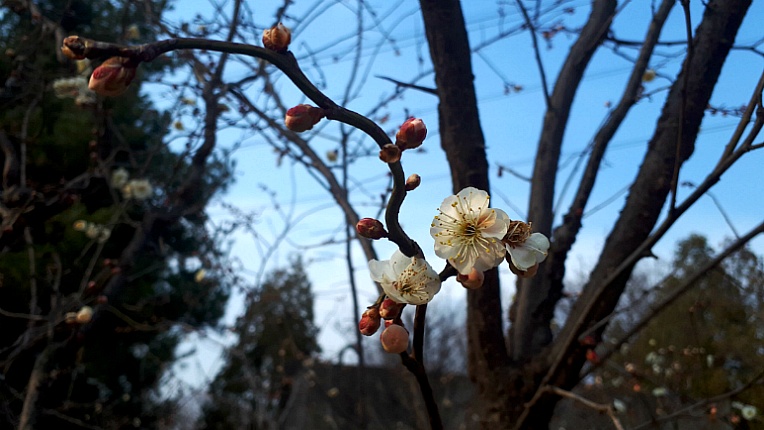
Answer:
[199,257,320,429]
[0,1,230,428]
[4,1,764,429]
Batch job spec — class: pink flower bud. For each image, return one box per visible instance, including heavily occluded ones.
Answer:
[284,104,324,132]
[395,118,427,150]
[456,268,485,289]
[380,324,409,354]
[359,308,381,336]
[355,218,388,240]
[262,23,291,52]
[378,143,401,163]
[88,57,137,97]
[379,298,404,320]
[405,174,421,191]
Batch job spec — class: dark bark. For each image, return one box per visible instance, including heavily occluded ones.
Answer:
[418,0,509,425]
[510,0,617,362]
[421,0,753,429]
[549,0,752,404]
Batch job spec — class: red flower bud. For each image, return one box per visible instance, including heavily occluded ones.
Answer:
[359,308,381,336]
[405,174,421,191]
[285,104,324,132]
[379,298,404,320]
[89,57,137,97]
[355,218,388,240]
[380,324,409,354]
[262,23,291,52]
[378,143,401,163]
[586,348,599,364]
[395,118,427,150]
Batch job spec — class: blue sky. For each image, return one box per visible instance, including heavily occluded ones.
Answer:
[155,0,764,390]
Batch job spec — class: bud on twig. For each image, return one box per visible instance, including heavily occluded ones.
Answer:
[456,268,485,289]
[380,324,409,354]
[285,104,324,132]
[262,23,291,52]
[379,298,404,320]
[395,117,426,151]
[89,57,137,97]
[76,306,94,324]
[356,218,388,240]
[378,144,401,163]
[359,308,381,336]
[405,174,421,191]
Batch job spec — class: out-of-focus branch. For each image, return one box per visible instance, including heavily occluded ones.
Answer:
[543,386,624,430]
[590,219,764,368]
[516,0,551,107]
[631,370,764,430]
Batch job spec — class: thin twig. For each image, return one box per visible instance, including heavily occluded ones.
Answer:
[669,0,693,216]
[544,386,624,430]
[516,0,551,107]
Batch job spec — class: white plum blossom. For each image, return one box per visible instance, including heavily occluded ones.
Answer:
[742,405,758,420]
[369,250,441,305]
[111,167,129,188]
[503,220,550,271]
[122,179,153,200]
[430,187,509,275]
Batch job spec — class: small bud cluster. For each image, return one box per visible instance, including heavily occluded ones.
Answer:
[379,118,427,163]
[73,220,111,244]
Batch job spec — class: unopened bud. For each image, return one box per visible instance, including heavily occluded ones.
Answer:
[65,312,78,324]
[395,118,427,150]
[285,104,324,132]
[380,324,409,354]
[356,218,388,240]
[405,174,421,191]
[379,298,404,320]
[61,36,86,60]
[89,57,137,97]
[456,268,484,289]
[262,23,291,52]
[378,144,401,163]
[76,306,93,324]
[359,308,381,336]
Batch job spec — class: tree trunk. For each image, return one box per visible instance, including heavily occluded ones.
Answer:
[418,0,510,425]
[420,0,753,429]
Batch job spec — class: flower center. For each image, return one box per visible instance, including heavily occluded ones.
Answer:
[505,221,532,247]
[462,223,478,238]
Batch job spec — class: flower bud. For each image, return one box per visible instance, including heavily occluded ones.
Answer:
[405,174,421,191]
[379,298,404,320]
[356,218,388,240]
[359,308,381,336]
[395,118,427,150]
[65,312,78,324]
[378,143,401,163]
[89,57,137,97]
[61,36,86,60]
[456,268,484,289]
[285,104,324,132]
[262,23,291,52]
[380,324,408,354]
[76,306,94,324]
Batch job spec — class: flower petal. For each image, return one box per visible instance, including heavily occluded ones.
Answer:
[507,246,538,271]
